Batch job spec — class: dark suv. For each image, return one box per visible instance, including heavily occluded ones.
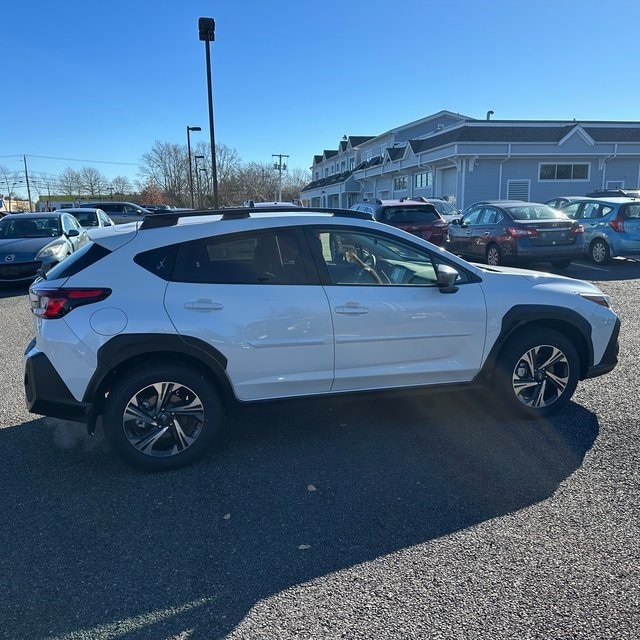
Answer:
[80,201,151,224]
[447,200,585,268]
[350,199,449,245]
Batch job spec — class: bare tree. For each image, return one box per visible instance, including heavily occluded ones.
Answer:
[139,141,189,205]
[0,165,21,212]
[110,175,132,197]
[58,168,82,198]
[282,167,311,203]
[79,166,107,197]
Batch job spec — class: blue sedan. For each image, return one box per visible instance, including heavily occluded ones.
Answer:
[0,212,89,284]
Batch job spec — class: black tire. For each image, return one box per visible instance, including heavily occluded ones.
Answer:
[494,328,579,419]
[551,259,571,269]
[590,239,611,265]
[485,243,502,266]
[103,362,222,471]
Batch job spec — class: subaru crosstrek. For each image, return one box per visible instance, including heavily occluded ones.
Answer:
[24,206,620,471]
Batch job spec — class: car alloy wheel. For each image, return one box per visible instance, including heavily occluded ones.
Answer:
[103,363,222,470]
[486,244,501,266]
[496,329,579,418]
[590,239,611,265]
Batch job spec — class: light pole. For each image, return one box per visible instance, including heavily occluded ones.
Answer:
[194,154,205,208]
[186,125,201,208]
[198,17,219,209]
[272,154,289,201]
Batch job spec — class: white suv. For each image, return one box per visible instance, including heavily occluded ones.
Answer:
[23,207,620,470]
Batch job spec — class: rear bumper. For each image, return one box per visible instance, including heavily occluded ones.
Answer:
[24,349,92,423]
[514,240,584,260]
[584,317,620,379]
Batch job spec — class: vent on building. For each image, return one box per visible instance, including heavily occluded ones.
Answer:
[507,180,530,201]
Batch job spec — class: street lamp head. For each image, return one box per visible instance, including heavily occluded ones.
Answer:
[198,17,215,42]
[187,126,202,132]
[195,155,205,160]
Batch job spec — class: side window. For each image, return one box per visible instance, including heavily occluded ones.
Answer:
[479,208,498,224]
[61,215,73,234]
[173,229,309,285]
[561,202,582,218]
[462,208,482,225]
[582,203,600,219]
[309,227,473,287]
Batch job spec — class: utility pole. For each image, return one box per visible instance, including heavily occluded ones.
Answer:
[272,154,289,201]
[23,155,32,210]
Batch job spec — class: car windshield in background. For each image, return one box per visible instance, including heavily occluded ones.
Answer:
[73,212,99,226]
[0,217,61,238]
[506,205,569,221]
[429,200,458,216]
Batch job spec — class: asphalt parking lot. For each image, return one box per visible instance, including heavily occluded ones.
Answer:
[0,259,638,640]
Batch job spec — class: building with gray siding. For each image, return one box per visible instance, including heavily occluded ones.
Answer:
[301,110,640,210]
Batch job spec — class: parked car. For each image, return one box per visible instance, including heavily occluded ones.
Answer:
[410,197,462,223]
[0,212,89,284]
[55,207,115,231]
[447,200,585,268]
[142,204,173,212]
[24,205,619,471]
[559,197,640,264]
[79,201,151,224]
[545,196,589,209]
[350,199,449,245]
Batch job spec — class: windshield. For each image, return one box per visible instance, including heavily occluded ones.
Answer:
[73,212,99,227]
[506,205,570,221]
[429,200,457,215]
[379,206,439,224]
[0,217,61,238]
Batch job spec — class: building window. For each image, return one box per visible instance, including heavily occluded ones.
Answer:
[341,161,346,172]
[393,176,408,190]
[324,168,329,178]
[414,172,432,189]
[349,157,355,171]
[365,149,373,161]
[539,163,589,181]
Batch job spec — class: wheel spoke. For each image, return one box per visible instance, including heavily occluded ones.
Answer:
[132,425,170,453]
[170,418,198,452]
[152,382,177,413]
[171,396,204,418]
[123,401,156,425]
[539,346,565,370]
[545,369,568,394]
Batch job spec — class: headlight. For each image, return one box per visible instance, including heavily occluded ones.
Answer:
[36,241,67,259]
[579,292,611,308]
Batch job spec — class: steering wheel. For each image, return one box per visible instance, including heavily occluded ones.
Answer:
[345,249,386,284]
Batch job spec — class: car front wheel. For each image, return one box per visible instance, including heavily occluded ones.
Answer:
[103,363,222,471]
[495,329,579,419]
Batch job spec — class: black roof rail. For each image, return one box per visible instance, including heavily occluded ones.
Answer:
[139,206,373,229]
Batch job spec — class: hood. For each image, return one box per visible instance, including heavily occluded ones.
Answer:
[474,263,604,294]
[0,236,56,258]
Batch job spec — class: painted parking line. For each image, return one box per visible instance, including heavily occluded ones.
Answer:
[571,261,609,272]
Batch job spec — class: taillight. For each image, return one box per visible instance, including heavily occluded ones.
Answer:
[31,288,111,319]
[609,216,625,233]
[507,226,537,237]
[571,223,584,235]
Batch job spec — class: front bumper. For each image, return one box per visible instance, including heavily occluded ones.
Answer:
[24,349,93,423]
[584,317,620,379]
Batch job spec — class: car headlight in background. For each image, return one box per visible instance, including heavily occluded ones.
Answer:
[36,241,67,259]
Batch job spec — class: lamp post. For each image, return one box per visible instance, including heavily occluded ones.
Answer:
[186,125,201,208]
[198,17,219,209]
[194,154,205,208]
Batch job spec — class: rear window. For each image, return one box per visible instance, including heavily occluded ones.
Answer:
[379,206,439,224]
[42,242,111,280]
[507,205,569,221]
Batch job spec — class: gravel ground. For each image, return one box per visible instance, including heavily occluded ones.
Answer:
[0,269,638,640]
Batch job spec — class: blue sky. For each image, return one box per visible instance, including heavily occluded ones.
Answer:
[3,0,640,196]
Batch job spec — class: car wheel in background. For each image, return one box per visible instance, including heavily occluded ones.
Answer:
[103,363,222,471]
[485,243,502,266]
[590,239,611,265]
[494,328,579,419]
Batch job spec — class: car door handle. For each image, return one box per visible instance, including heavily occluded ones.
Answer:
[335,303,369,315]
[184,299,224,311]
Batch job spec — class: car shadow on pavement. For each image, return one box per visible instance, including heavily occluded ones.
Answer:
[0,392,598,639]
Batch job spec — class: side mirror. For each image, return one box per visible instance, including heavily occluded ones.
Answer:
[451,218,460,225]
[67,229,80,237]
[436,264,459,294]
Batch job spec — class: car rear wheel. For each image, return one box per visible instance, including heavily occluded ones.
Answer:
[485,243,502,266]
[494,328,579,419]
[103,363,222,471]
[590,239,611,265]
